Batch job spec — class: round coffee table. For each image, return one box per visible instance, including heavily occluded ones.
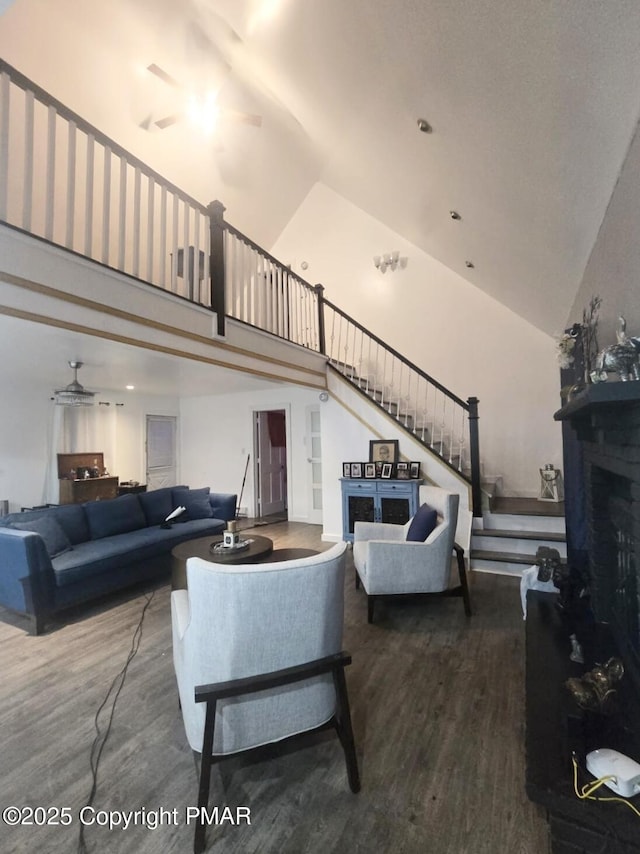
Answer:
[171,534,273,589]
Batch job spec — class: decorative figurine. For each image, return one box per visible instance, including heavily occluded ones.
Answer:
[566,658,625,713]
[594,316,640,382]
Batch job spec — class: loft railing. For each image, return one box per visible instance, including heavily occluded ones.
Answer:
[215,205,322,351]
[0,59,481,513]
[0,58,213,313]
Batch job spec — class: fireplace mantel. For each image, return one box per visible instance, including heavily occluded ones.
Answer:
[554,381,640,422]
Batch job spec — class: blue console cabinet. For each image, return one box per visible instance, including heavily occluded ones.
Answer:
[341,478,423,543]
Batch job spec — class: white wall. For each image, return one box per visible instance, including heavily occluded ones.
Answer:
[271,183,563,496]
[179,383,321,520]
[568,118,640,347]
[0,373,179,513]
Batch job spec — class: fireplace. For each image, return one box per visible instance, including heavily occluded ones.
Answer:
[588,466,640,688]
[567,384,640,697]
[523,383,640,854]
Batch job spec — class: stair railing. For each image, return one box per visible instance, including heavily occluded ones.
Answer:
[322,298,481,514]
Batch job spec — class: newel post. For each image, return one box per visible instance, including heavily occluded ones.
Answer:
[314,283,326,354]
[207,199,226,337]
[467,396,482,517]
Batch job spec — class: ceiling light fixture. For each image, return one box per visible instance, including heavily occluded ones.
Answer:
[53,361,96,407]
[126,385,135,390]
[373,252,401,274]
[417,118,432,133]
[450,210,461,220]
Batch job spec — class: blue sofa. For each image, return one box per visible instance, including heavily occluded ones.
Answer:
[0,485,236,634]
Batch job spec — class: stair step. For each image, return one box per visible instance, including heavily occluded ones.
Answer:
[478,528,566,543]
[490,496,564,517]
[471,548,566,565]
[471,549,544,566]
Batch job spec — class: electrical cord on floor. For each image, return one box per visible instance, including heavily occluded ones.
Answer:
[77,591,155,854]
[572,752,640,819]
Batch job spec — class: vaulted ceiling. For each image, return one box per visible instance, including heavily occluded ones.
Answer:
[2,0,640,338]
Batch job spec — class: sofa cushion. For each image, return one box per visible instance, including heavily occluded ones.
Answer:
[11,515,73,558]
[51,504,90,545]
[406,503,438,542]
[52,516,226,586]
[84,494,147,540]
[139,487,174,526]
[173,487,213,521]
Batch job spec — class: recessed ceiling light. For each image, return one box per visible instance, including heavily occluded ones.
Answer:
[465,261,475,269]
[417,118,432,133]
[126,384,135,390]
[450,210,461,220]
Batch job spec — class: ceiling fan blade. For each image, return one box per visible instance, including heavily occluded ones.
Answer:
[155,114,183,130]
[147,63,183,89]
[224,109,262,127]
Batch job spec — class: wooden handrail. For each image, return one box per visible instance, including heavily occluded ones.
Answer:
[323,297,469,411]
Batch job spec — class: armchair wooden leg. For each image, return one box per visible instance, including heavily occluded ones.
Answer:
[194,699,217,854]
[332,665,361,793]
[367,595,375,624]
[454,543,472,617]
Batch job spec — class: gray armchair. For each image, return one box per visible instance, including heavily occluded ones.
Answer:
[353,485,472,622]
[171,541,360,853]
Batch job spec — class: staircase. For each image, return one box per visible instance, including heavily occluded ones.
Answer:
[322,299,482,514]
[471,495,566,576]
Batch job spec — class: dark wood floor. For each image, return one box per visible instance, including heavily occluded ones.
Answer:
[0,522,550,853]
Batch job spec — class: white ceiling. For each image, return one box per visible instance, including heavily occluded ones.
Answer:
[2,0,640,341]
[0,314,275,399]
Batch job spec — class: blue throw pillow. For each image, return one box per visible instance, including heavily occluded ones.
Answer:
[139,488,174,526]
[172,487,213,521]
[84,494,146,540]
[12,515,72,557]
[406,503,438,542]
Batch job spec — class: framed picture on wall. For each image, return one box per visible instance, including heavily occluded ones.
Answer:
[350,463,363,478]
[370,439,399,464]
[364,462,376,478]
[381,463,393,479]
[369,439,400,463]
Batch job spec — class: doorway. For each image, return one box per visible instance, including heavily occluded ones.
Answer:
[253,409,288,520]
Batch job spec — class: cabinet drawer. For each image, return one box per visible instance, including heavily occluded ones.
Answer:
[344,481,377,494]
[377,481,413,495]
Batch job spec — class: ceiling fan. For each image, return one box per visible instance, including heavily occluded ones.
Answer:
[53,361,96,407]
[145,63,262,132]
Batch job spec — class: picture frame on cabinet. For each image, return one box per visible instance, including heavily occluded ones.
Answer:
[343,462,351,478]
[364,463,376,478]
[369,439,399,464]
[350,463,363,478]
[396,462,410,480]
[410,462,421,478]
[381,463,393,479]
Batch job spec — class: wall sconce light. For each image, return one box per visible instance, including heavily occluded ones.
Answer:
[373,251,401,273]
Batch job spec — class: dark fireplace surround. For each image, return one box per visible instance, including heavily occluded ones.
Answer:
[524,383,640,854]
[562,383,640,688]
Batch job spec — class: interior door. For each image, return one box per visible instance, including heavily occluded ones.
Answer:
[254,410,287,518]
[146,415,177,491]
[306,405,323,524]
